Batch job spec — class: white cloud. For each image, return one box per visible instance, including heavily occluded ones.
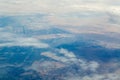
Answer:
[95,40,120,49]
[62,61,120,80]
[1,16,120,50]
[63,70,120,80]
[1,1,120,36]
[0,27,49,48]
[86,72,120,80]
[78,59,99,71]
[0,0,120,15]
[88,61,100,71]
[59,48,76,58]
[34,34,74,40]
[0,37,49,48]
[41,48,99,71]
[27,61,65,73]
[26,48,100,75]
[41,51,70,63]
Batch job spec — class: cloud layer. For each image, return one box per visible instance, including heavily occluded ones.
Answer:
[0,1,120,80]
[0,0,120,15]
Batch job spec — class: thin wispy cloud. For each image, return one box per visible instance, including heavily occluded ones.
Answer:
[0,1,120,79]
[41,48,99,71]
[0,0,120,15]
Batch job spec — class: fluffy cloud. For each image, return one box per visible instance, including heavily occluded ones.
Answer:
[41,48,99,72]
[0,37,49,48]
[27,61,65,74]
[63,71,120,80]
[2,1,118,38]
[0,15,120,49]
[26,48,100,76]
[0,0,120,15]
[0,1,120,79]
[59,48,76,58]
[95,40,120,49]
[0,27,49,48]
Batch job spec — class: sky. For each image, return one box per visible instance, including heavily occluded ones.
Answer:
[0,0,120,80]
[0,0,120,15]
[0,0,120,49]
